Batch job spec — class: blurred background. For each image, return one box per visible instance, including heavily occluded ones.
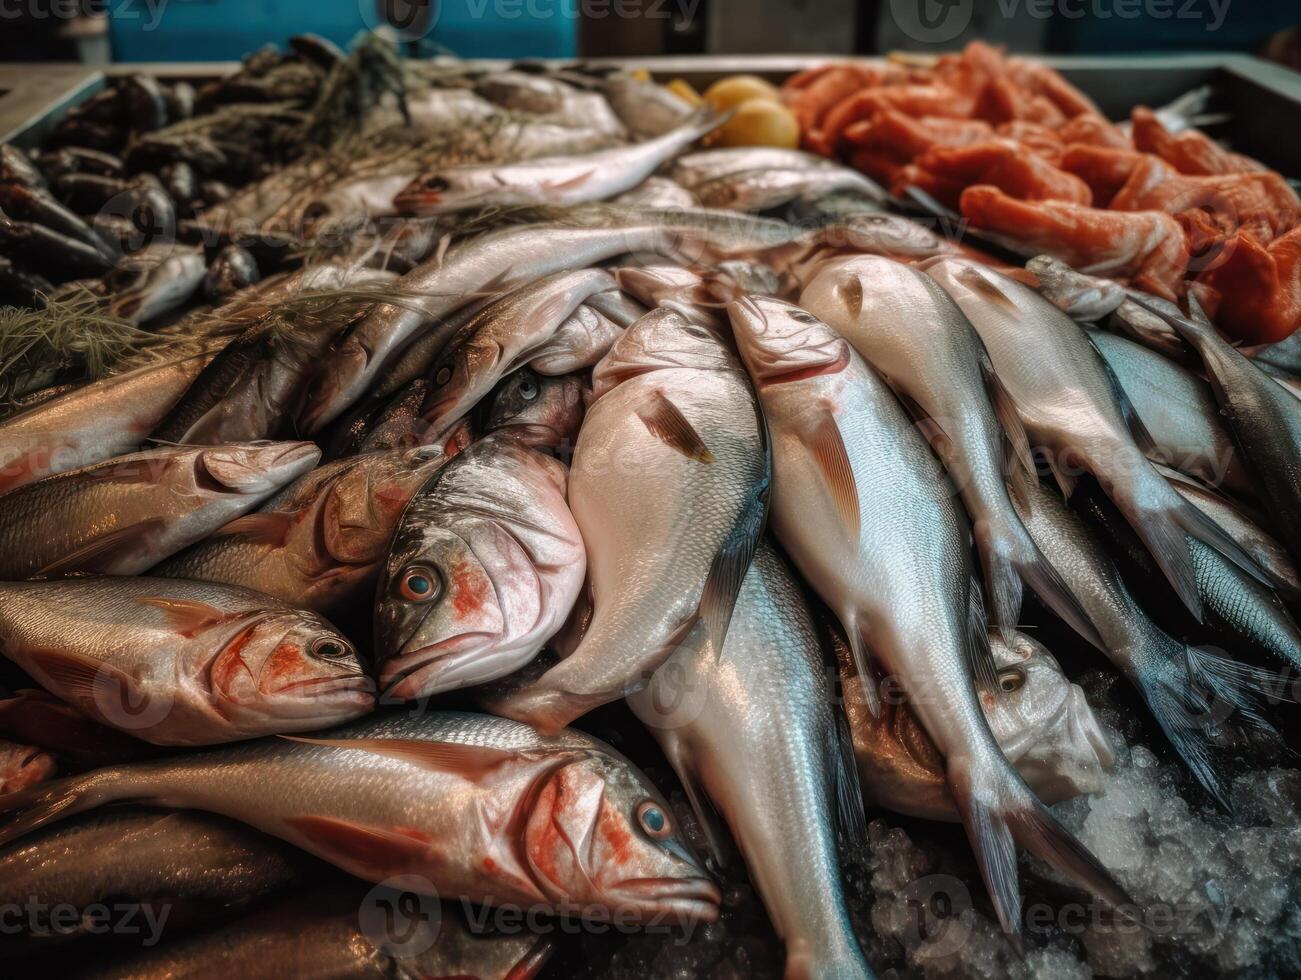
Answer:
[1,0,1298,68]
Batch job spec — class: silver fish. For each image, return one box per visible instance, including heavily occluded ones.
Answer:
[671,147,839,189]
[924,257,1264,621]
[104,245,207,324]
[0,442,319,579]
[602,73,697,139]
[528,304,625,375]
[725,295,1128,937]
[0,711,721,925]
[157,447,448,618]
[488,309,769,732]
[799,256,1097,643]
[480,368,586,451]
[613,264,724,327]
[0,577,372,746]
[630,542,873,979]
[611,175,698,209]
[692,166,884,214]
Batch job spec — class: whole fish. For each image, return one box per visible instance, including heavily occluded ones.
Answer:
[0,216,114,280]
[799,257,1096,643]
[157,447,447,619]
[611,175,698,209]
[693,166,884,213]
[104,246,207,324]
[529,304,625,375]
[298,222,688,433]
[489,309,769,732]
[603,73,697,138]
[376,436,585,699]
[0,351,213,495]
[1131,297,1301,569]
[1090,330,1252,498]
[0,807,312,958]
[392,110,722,215]
[630,542,873,980]
[417,269,615,443]
[0,183,114,260]
[203,245,260,302]
[841,628,1113,821]
[74,887,554,980]
[0,740,54,796]
[0,442,319,579]
[725,295,1127,937]
[1014,477,1276,807]
[0,711,721,925]
[478,368,586,450]
[0,145,46,189]
[925,257,1264,621]
[0,577,372,746]
[614,264,724,327]
[671,147,839,189]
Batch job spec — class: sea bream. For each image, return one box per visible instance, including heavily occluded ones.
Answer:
[0,711,721,926]
[375,435,586,700]
[0,577,372,746]
[725,294,1128,938]
[489,308,769,732]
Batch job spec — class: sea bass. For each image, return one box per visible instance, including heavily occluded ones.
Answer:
[376,436,585,700]
[478,368,587,451]
[0,711,721,926]
[0,442,319,579]
[0,578,372,746]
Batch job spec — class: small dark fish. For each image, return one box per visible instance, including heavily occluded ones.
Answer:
[0,146,45,189]
[203,244,260,303]
[51,172,132,215]
[158,161,198,212]
[103,245,207,323]
[0,183,114,260]
[0,215,114,281]
[163,81,196,123]
[117,74,169,132]
[36,146,124,180]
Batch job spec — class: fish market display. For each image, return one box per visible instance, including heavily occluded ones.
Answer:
[0,34,1298,980]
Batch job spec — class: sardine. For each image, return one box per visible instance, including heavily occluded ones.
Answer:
[376,435,585,699]
[0,442,319,579]
[800,255,1097,643]
[157,447,447,619]
[725,294,1128,937]
[0,577,372,746]
[204,245,260,303]
[0,711,721,925]
[489,309,768,731]
[925,258,1265,621]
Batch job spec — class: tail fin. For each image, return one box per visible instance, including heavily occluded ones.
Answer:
[0,769,117,846]
[1013,544,1107,654]
[949,750,1133,939]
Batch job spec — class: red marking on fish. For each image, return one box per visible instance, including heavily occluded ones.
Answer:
[450,560,490,619]
[758,342,851,387]
[210,625,258,702]
[597,800,635,865]
[375,484,410,516]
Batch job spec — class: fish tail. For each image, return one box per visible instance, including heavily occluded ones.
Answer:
[0,768,122,846]
[1109,465,1205,622]
[948,747,1133,940]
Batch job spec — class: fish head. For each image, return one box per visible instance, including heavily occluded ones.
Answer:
[521,749,720,925]
[613,265,720,325]
[194,441,321,496]
[590,308,731,397]
[394,170,502,215]
[208,611,373,729]
[983,631,1114,801]
[422,335,504,443]
[725,295,850,388]
[836,212,949,259]
[480,368,586,449]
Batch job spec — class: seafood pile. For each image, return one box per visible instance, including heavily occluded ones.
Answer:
[0,36,1299,979]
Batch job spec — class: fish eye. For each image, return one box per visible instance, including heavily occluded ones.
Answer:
[788,310,818,324]
[424,176,449,192]
[998,667,1026,693]
[434,366,453,386]
[635,800,672,840]
[517,377,539,400]
[397,564,442,603]
[312,637,352,661]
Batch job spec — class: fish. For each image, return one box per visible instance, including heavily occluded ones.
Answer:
[0,350,214,495]
[0,807,312,958]
[72,887,554,979]
[376,435,585,700]
[799,256,1098,643]
[611,175,699,209]
[477,367,587,451]
[0,145,46,189]
[629,542,873,980]
[0,711,722,926]
[417,269,615,443]
[488,309,769,732]
[528,304,626,375]
[614,265,725,327]
[0,215,115,280]
[671,146,840,188]
[0,577,373,746]
[0,183,115,261]
[392,109,723,215]
[156,447,448,619]
[298,222,689,433]
[0,441,319,579]
[692,166,884,213]
[0,689,164,772]
[0,740,55,796]
[924,257,1266,621]
[724,294,1128,937]
[1130,296,1301,569]
[103,245,207,324]
[203,245,260,303]
[352,380,436,454]
[1013,477,1279,807]
[840,627,1113,822]
[602,72,698,139]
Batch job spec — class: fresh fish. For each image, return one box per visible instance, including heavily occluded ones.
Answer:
[693,166,884,213]
[0,711,721,926]
[0,577,372,746]
[157,447,448,619]
[725,294,1128,937]
[0,808,311,957]
[840,627,1113,821]
[0,145,46,189]
[1014,477,1278,806]
[671,147,840,189]
[0,350,213,495]
[611,176,698,209]
[203,245,260,302]
[478,368,586,451]
[298,222,688,433]
[376,436,585,699]
[355,380,435,454]
[74,887,554,980]
[528,303,625,374]
[476,70,625,138]
[102,246,207,323]
[1131,296,1301,568]
[0,183,114,260]
[614,265,724,327]
[603,73,697,139]
[1248,328,1301,379]
[487,309,767,732]
[585,287,650,328]
[1090,330,1252,498]
[417,269,615,443]
[0,740,55,796]
[630,542,873,980]
[0,689,163,772]
[925,258,1265,621]
[0,215,115,281]
[393,110,721,216]
[799,255,1097,643]
[0,442,319,579]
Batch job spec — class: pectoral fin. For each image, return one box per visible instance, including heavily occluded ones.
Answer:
[636,389,715,463]
[799,412,859,541]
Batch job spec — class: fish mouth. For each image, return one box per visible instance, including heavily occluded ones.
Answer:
[270,674,376,707]
[381,632,499,700]
[613,877,722,924]
[394,190,441,215]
